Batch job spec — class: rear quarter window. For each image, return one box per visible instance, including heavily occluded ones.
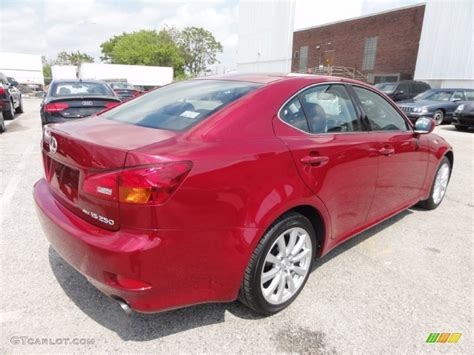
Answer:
[102,80,261,131]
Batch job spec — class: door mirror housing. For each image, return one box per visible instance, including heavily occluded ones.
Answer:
[414,117,435,134]
[451,97,461,102]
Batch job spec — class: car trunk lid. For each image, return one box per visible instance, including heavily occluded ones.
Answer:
[42,117,178,230]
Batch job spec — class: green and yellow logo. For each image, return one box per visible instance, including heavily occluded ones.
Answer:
[426,333,462,343]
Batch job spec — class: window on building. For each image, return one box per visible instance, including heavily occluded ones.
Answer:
[299,46,308,72]
[362,37,378,71]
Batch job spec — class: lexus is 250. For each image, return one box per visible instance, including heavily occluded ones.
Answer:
[34,74,453,315]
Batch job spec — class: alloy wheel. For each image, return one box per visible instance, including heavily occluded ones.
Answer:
[433,110,444,125]
[260,227,312,305]
[433,163,450,204]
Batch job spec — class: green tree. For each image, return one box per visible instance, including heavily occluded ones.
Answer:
[100,29,185,77]
[179,27,223,76]
[55,51,94,65]
[41,56,52,79]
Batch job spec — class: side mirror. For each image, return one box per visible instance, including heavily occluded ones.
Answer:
[452,97,461,102]
[395,90,404,96]
[414,117,435,134]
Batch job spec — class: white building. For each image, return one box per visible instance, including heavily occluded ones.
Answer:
[414,0,474,88]
[237,0,473,89]
[0,52,44,85]
[237,0,295,73]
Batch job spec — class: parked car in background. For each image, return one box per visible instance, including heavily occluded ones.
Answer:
[397,88,474,125]
[40,80,121,126]
[452,102,474,131]
[34,74,453,316]
[0,72,23,132]
[107,81,142,101]
[374,80,431,102]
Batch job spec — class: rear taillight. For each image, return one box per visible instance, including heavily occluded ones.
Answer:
[44,102,69,112]
[82,162,192,205]
[0,87,5,95]
[105,102,120,109]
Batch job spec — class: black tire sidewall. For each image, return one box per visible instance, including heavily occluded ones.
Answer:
[251,214,316,314]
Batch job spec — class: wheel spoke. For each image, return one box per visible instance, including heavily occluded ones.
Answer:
[261,267,279,283]
[293,266,306,276]
[265,253,280,265]
[264,273,281,297]
[290,234,306,256]
[276,273,286,302]
[292,248,310,262]
[287,273,296,292]
[287,230,298,255]
[277,237,287,257]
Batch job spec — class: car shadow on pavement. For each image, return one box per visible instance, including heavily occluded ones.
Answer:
[48,247,264,341]
[49,209,412,341]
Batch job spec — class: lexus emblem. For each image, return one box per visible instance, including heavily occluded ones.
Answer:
[49,137,58,154]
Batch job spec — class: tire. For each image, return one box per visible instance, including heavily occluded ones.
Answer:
[239,212,316,315]
[454,125,468,131]
[15,97,24,113]
[3,100,15,120]
[433,109,444,126]
[0,115,5,133]
[418,156,451,210]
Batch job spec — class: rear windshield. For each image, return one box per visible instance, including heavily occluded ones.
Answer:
[51,82,114,97]
[102,80,261,131]
[375,83,397,94]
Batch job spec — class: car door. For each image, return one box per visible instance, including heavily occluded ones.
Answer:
[351,85,429,222]
[274,83,379,242]
[447,91,466,116]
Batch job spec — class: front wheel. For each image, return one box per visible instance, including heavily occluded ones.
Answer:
[239,212,316,315]
[454,125,468,131]
[15,97,24,113]
[418,156,451,210]
[433,109,444,126]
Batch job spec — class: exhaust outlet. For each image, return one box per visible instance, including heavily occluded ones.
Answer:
[112,296,133,315]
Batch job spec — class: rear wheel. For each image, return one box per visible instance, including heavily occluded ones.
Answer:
[0,115,5,133]
[239,212,316,315]
[15,97,24,113]
[433,110,444,125]
[3,100,15,120]
[418,156,451,210]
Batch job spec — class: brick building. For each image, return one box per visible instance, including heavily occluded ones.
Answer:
[291,4,425,83]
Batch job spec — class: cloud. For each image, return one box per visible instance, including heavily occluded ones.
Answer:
[0,0,239,70]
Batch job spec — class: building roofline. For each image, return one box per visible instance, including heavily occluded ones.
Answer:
[294,2,426,33]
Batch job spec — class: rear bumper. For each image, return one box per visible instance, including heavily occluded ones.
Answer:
[452,114,474,127]
[34,178,258,313]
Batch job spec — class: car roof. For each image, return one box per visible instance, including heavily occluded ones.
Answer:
[196,72,362,86]
[51,79,108,84]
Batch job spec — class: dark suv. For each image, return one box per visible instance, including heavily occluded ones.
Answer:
[374,80,431,102]
[0,72,23,133]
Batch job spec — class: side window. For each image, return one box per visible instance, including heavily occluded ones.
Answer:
[453,91,465,100]
[298,84,361,133]
[465,90,474,101]
[280,97,310,132]
[398,83,409,94]
[353,86,409,131]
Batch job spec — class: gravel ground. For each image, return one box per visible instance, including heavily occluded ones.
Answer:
[0,98,472,354]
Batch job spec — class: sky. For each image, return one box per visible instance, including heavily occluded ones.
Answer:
[0,0,422,72]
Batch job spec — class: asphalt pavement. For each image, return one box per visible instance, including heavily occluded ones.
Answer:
[0,98,472,353]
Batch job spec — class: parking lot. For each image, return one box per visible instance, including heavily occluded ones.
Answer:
[0,98,472,353]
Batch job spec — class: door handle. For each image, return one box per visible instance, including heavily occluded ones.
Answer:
[378,145,395,156]
[300,155,329,166]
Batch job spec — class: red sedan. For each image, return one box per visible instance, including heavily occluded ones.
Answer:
[34,74,453,315]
